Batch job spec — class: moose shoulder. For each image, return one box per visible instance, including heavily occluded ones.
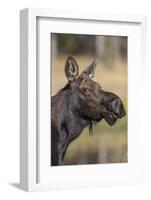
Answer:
[51,56,126,166]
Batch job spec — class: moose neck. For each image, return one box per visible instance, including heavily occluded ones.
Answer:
[66,89,91,139]
[53,84,91,141]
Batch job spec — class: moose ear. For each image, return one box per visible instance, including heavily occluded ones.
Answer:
[65,56,79,82]
[82,59,97,78]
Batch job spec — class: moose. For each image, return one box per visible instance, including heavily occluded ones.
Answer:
[51,56,126,166]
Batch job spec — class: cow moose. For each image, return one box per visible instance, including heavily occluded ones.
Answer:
[51,56,126,166]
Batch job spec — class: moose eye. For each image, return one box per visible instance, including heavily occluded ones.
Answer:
[82,87,89,93]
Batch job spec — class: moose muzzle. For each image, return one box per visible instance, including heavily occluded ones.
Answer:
[100,92,126,125]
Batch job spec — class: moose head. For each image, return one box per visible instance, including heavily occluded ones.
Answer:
[64,56,126,125]
[51,56,126,166]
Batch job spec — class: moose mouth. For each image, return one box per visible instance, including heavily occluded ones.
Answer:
[103,112,118,125]
[103,111,125,125]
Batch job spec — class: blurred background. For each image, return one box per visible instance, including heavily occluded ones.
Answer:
[51,33,127,165]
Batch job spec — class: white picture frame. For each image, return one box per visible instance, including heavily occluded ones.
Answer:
[20,8,147,191]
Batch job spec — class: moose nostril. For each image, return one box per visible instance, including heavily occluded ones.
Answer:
[112,99,120,113]
[112,98,126,117]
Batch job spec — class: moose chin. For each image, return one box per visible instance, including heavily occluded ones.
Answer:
[51,56,126,166]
